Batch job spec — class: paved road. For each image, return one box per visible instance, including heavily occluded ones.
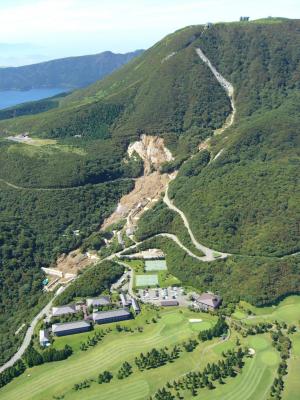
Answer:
[0,177,134,191]
[0,286,67,373]
[157,233,211,261]
[112,261,139,300]
[163,188,229,261]
[159,46,238,262]
[115,231,216,262]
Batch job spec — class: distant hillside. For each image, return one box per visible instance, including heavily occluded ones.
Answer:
[0,19,299,366]
[0,50,143,91]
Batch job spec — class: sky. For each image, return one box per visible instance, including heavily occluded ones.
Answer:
[0,0,299,66]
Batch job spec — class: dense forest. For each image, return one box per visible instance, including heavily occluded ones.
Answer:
[135,200,205,256]
[0,19,299,367]
[0,180,133,365]
[169,29,300,256]
[136,236,300,306]
[54,260,124,306]
[0,137,143,188]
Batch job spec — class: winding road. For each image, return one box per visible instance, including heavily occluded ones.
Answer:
[0,46,236,374]
[158,46,236,262]
[0,285,67,374]
[163,188,229,261]
[0,177,134,191]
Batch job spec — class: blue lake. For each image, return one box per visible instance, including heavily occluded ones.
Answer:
[0,88,66,110]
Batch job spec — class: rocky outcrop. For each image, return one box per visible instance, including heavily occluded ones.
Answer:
[128,134,173,175]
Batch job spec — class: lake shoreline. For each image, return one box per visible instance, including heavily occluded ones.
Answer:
[0,88,67,110]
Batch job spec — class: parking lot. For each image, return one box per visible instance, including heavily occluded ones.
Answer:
[137,286,192,307]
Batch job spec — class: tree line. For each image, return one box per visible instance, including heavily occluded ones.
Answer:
[150,347,248,399]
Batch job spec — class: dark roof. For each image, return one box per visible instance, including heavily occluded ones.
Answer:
[161,300,179,306]
[195,293,222,308]
[52,304,76,316]
[52,320,90,334]
[93,308,131,321]
[86,296,111,307]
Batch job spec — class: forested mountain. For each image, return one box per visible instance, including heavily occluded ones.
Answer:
[0,18,299,364]
[0,50,143,91]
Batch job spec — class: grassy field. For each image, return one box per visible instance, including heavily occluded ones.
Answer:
[0,308,215,400]
[0,305,282,400]
[122,259,144,273]
[134,271,180,288]
[123,259,181,289]
[1,297,299,399]
[282,333,300,400]
[232,296,300,400]
[234,296,300,325]
[186,335,280,400]
[6,141,87,157]
[145,260,167,271]
[135,274,159,287]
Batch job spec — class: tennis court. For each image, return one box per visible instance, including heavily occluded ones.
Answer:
[135,274,159,287]
[145,259,167,271]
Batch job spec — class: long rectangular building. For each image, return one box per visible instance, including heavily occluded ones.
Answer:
[93,308,131,324]
[86,296,111,308]
[161,300,179,307]
[52,320,91,336]
[52,304,76,317]
[131,298,141,314]
[120,293,131,307]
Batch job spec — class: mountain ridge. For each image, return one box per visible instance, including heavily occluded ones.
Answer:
[0,49,144,91]
[0,18,299,368]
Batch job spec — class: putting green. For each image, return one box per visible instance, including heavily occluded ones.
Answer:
[161,312,183,324]
[259,350,279,366]
[232,310,247,320]
[190,320,212,332]
[248,336,269,350]
[187,336,279,400]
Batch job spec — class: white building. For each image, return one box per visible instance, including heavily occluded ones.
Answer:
[39,329,50,347]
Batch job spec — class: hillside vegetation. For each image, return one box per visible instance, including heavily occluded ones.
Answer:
[0,179,133,365]
[0,18,299,365]
[0,50,143,91]
[137,236,300,306]
[169,20,300,257]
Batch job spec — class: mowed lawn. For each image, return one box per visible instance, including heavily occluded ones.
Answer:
[239,296,300,325]
[234,296,300,400]
[135,274,159,287]
[184,335,280,400]
[2,295,299,400]
[283,333,300,400]
[0,309,216,400]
